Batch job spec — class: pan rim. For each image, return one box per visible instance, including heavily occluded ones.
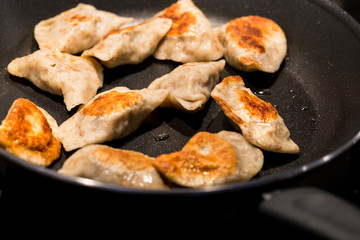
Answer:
[311,0,360,37]
[1,0,360,196]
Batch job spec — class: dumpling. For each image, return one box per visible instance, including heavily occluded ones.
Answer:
[58,144,168,190]
[7,49,104,111]
[148,60,225,112]
[58,87,169,152]
[217,131,264,181]
[153,0,224,63]
[153,131,264,188]
[211,75,299,154]
[34,3,134,54]
[82,18,172,68]
[0,98,61,167]
[217,16,287,73]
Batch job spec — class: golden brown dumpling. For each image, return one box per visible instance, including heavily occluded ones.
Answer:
[217,16,287,73]
[153,131,263,188]
[7,49,104,111]
[211,75,299,154]
[58,87,169,152]
[34,3,134,54]
[148,60,225,112]
[58,144,168,190]
[153,0,223,63]
[0,98,61,167]
[82,18,172,68]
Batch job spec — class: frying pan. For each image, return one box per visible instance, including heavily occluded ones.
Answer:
[0,0,359,236]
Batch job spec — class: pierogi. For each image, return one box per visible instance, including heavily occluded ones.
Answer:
[58,87,169,152]
[148,60,225,112]
[0,98,61,167]
[59,144,168,190]
[217,15,287,73]
[82,18,172,68]
[34,3,134,54]
[211,75,299,154]
[153,131,263,188]
[7,49,104,111]
[153,0,224,63]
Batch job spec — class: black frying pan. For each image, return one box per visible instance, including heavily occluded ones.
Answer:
[0,0,359,236]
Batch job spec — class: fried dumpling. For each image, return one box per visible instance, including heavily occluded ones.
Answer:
[148,60,225,112]
[58,87,169,152]
[0,98,61,167]
[58,144,168,190]
[34,3,134,54]
[153,0,224,63]
[82,18,172,68]
[211,75,299,154]
[7,49,104,111]
[217,16,287,73]
[153,131,263,188]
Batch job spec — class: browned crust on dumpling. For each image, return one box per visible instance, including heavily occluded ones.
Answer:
[214,75,277,123]
[65,13,94,26]
[153,132,237,187]
[236,90,277,122]
[158,2,197,36]
[92,147,154,171]
[49,51,80,72]
[220,74,243,86]
[237,57,262,70]
[225,16,284,54]
[82,91,143,117]
[211,95,245,126]
[0,98,61,166]
[212,75,245,126]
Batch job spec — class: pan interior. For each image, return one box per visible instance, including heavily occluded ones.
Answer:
[0,0,359,192]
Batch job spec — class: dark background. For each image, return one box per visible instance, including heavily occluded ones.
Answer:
[332,0,360,22]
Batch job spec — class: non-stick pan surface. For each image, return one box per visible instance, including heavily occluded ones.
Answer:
[0,0,359,197]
